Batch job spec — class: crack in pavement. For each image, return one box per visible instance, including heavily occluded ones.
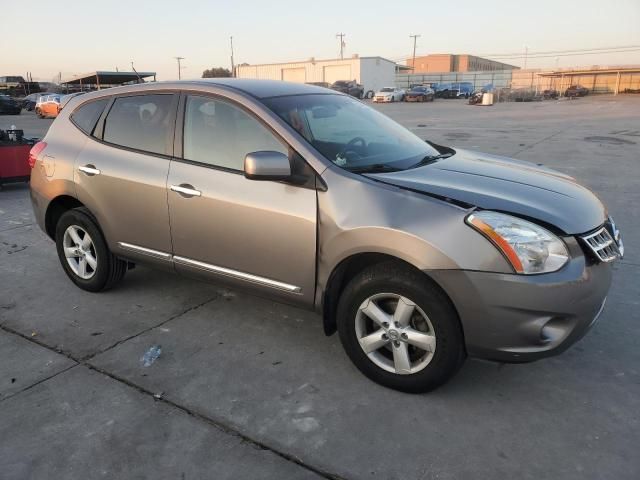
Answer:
[0,363,78,404]
[80,294,220,362]
[510,128,571,157]
[0,302,348,480]
[0,222,34,233]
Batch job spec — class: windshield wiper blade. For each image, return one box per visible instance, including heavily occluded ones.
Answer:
[347,164,401,174]
[409,152,453,169]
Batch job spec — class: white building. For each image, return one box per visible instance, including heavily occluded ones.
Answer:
[236,55,397,96]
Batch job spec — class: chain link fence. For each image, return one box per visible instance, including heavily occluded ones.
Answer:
[396,69,640,101]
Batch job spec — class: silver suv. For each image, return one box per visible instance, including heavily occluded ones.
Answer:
[29,80,623,392]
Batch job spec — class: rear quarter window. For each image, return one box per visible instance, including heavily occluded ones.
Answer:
[70,99,109,135]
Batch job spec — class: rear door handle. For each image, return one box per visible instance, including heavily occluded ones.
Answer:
[170,184,201,197]
[78,165,101,176]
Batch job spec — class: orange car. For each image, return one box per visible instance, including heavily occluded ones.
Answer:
[35,94,62,118]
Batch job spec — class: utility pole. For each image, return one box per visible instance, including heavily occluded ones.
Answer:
[336,33,346,59]
[230,36,235,77]
[174,56,185,80]
[409,34,421,71]
[523,45,528,70]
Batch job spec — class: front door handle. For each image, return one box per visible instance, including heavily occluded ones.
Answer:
[78,165,101,176]
[170,184,201,198]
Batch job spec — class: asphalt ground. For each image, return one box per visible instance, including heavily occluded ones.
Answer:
[1,95,639,479]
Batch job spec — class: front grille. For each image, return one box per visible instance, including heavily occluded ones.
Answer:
[580,227,620,263]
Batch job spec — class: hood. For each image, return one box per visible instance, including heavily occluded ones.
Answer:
[366,149,606,234]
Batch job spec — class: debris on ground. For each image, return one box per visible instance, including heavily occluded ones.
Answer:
[141,345,162,367]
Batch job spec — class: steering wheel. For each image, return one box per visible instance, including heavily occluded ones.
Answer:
[336,137,368,164]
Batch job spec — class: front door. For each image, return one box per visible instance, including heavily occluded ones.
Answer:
[167,94,317,306]
[74,93,178,266]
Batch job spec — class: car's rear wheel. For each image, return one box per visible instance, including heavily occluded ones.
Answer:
[337,262,465,393]
[55,208,127,292]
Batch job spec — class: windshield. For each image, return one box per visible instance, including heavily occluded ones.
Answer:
[264,94,439,172]
[380,88,394,92]
[410,87,426,92]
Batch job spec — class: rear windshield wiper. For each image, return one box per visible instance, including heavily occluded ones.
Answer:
[409,152,453,169]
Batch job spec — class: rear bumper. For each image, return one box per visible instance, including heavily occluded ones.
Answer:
[428,255,613,362]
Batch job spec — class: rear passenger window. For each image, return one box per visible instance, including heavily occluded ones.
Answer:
[71,99,108,135]
[183,95,287,170]
[103,94,174,155]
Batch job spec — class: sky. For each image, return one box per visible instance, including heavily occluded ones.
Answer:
[2,0,639,82]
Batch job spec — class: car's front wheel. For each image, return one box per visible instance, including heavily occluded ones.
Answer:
[337,262,465,393]
[55,208,127,292]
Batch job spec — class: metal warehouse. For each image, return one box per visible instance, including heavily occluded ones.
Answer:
[235,55,397,96]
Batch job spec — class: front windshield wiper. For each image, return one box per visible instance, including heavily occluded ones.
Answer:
[409,152,453,169]
[346,164,402,174]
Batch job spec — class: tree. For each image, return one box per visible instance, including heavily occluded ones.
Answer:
[202,67,232,78]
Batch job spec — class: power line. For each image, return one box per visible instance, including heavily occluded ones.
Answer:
[386,46,640,64]
[486,48,640,60]
[481,45,640,58]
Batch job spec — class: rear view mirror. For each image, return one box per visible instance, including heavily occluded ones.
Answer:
[311,106,337,119]
[244,151,291,181]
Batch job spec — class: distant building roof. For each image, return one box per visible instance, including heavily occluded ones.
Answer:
[61,71,156,86]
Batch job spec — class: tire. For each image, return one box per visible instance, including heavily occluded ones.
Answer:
[55,207,127,292]
[337,262,465,393]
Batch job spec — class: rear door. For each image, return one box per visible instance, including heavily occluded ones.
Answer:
[74,92,178,266]
[167,93,317,306]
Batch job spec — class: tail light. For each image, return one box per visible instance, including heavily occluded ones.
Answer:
[28,141,47,169]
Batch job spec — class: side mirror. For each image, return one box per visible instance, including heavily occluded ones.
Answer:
[244,151,291,181]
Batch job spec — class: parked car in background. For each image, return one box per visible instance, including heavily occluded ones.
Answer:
[35,94,62,118]
[29,79,622,392]
[0,95,22,114]
[541,89,559,100]
[455,82,474,98]
[433,83,457,98]
[565,85,589,97]
[373,87,405,103]
[306,82,330,89]
[330,80,364,98]
[433,82,474,99]
[22,92,54,111]
[404,86,435,102]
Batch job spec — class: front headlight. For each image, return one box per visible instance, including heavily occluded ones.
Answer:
[466,211,569,274]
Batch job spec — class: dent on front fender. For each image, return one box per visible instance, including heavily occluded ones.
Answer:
[315,167,512,299]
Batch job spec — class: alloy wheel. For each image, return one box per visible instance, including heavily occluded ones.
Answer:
[355,293,436,375]
[63,225,98,279]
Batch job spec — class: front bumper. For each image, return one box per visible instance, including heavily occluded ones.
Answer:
[428,253,613,362]
[373,96,393,103]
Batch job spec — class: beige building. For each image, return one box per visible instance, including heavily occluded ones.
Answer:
[406,54,519,73]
